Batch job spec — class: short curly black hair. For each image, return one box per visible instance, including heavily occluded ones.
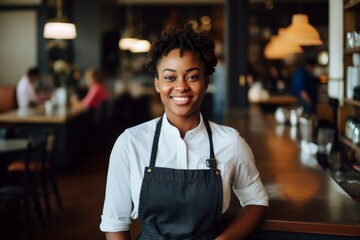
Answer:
[147,24,218,77]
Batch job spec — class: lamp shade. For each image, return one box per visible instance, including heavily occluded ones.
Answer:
[43,18,77,39]
[264,36,289,59]
[284,14,323,46]
[43,0,77,40]
[119,37,139,50]
[129,39,151,53]
[277,28,303,54]
[264,31,303,60]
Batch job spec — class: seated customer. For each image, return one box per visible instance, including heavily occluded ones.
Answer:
[71,68,108,110]
[16,67,45,108]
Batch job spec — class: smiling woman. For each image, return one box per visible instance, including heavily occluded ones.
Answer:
[100,24,268,240]
[154,49,208,135]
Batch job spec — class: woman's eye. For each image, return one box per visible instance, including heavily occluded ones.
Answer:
[187,75,199,81]
[164,76,176,81]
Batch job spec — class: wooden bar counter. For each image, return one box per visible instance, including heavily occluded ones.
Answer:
[249,95,298,113]
[225,107,360,239]
[0,105,85,169]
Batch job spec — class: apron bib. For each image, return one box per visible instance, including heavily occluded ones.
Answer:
[137,116,223,240]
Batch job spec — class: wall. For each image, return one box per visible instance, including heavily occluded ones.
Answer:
[0,10,37,86]
[73,0,102,71]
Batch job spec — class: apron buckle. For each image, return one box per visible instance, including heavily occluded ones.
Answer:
[206,158,217,169]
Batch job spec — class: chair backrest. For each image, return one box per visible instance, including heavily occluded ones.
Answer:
[23,136,46,187]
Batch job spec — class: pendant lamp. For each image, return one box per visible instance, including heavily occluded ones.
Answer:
[283,14,322,46]
[277,28,303,54]
[264,29,303,60]
[264,36,289,60]
[119,12,138,51]
[118,1,150,53]
[129,39,151,53]
[43,0,77,39]
[119,37,138,50]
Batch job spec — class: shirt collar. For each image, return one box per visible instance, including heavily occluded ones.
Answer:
[162,113,206,140]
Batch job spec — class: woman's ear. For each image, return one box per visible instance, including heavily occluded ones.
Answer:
[154,78,160,93]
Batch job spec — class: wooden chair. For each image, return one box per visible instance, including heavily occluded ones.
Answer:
[7,129,63,219]
[0,137,47,239]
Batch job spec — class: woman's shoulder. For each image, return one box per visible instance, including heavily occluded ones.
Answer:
[208,121,240,137]
[113,117,160,150]
[124,117,160,137]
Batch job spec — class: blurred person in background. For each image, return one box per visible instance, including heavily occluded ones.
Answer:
[16,67,48,108]
[267,65,288,95]
[291,58,318,114]
[71,68,108,111]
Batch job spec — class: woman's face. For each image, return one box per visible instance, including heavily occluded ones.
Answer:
[155,49,208,122]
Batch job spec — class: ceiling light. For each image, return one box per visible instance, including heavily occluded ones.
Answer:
[277,28,303,54]
[118,3,150,53]
[129,39,151,53]
[264,29,303,60]
[119,37,139,50]
[283,14,323,46]
[264,36,289,59]
[43,0,77,39]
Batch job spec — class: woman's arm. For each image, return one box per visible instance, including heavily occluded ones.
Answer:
[105,231,131,240]
[216,205,267,240]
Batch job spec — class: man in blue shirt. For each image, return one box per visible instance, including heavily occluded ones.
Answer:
[291,58,318,114]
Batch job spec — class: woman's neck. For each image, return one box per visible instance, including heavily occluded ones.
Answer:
[165,112,201,138]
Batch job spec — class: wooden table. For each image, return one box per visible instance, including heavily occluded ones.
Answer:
[0,105,84,124]
[0,106,85,169]
[225,107,360,239]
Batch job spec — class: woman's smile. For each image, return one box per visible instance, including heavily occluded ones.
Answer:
[171,96,193,105]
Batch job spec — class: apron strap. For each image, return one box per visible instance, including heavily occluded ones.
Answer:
[149,116,163,167]
[203,118,215,159]
[149,115,216,168]
[203,118,217,170]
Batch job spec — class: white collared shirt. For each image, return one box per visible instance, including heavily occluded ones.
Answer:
[16,75,38,108]
[100,114,268,232]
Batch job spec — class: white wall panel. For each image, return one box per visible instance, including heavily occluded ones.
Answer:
[0,11,37,85]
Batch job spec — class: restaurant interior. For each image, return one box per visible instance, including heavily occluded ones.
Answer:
[0,0,360,239]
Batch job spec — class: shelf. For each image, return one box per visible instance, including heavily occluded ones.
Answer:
[344,0,360,11]
[340,136,360,154]
[344,47,360,54]
[344,98,360,107]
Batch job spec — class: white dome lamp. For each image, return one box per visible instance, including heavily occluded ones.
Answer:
[43,0,77,39]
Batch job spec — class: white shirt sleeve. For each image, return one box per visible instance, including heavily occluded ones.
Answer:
[232,133,269,207]
[100,131,133,232]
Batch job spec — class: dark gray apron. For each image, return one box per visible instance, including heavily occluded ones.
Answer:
[138,116,223,240]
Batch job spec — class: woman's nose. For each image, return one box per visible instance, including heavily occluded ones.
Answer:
[175,79,189,92]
